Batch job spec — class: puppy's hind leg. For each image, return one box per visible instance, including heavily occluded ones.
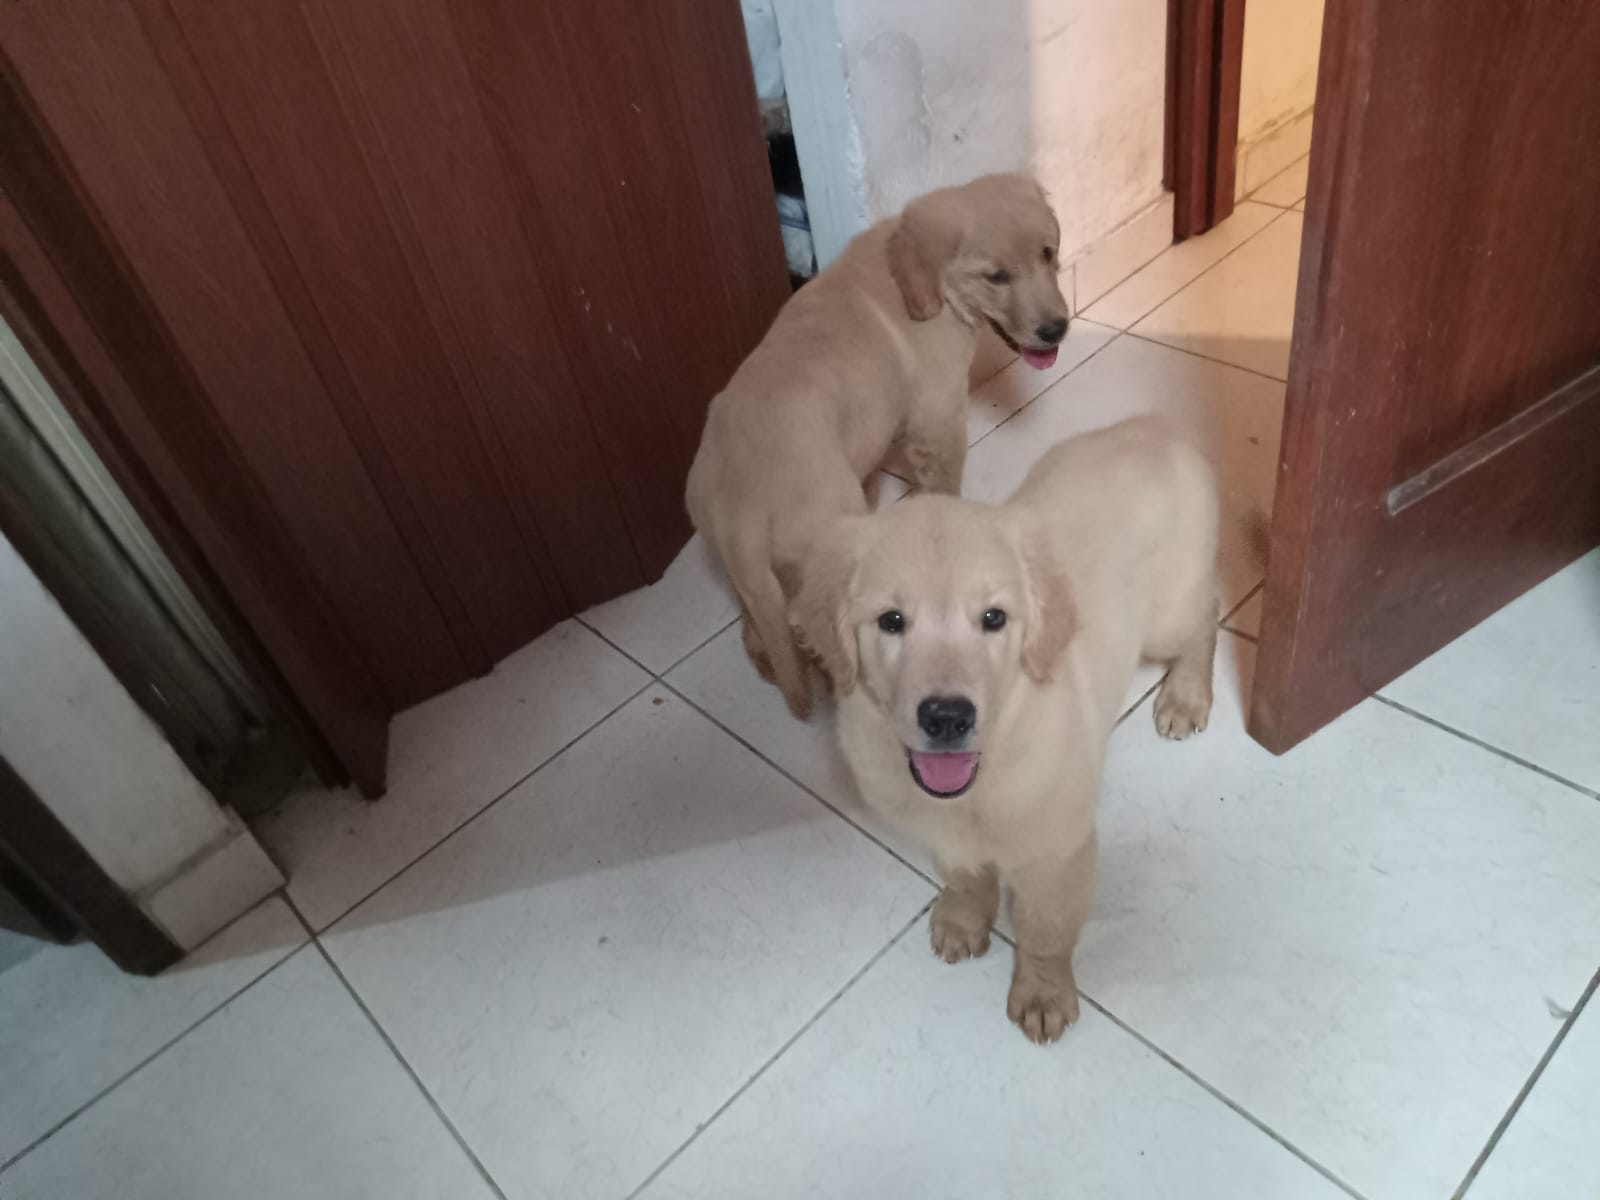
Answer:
[739,604,776,683]
[901,389,968,495]
[930,861,999,963]
[903,419,967,496]
[1154,614,1217,740]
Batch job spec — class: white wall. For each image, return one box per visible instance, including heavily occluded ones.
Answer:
[1239,0,1324,146]
[0,532,231,895]
[1236,0,1324,193]
[778,0,1168,270]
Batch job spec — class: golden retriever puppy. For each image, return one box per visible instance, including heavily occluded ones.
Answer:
[686,174,1070,718]
[792,417,1219,1042]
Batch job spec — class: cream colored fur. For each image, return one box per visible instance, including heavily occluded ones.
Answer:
[792,417,1220,1042]
[686,174,1069,717]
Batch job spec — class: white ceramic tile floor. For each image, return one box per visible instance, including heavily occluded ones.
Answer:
[1380,547,1600,796]
[324,686,931,1200]
[0,898,304,1166]
[1253,154,1311,207]
[1133,210,1303,379]
[6,199,1597,1200]
[1,947,501,1200]
[638,922,1350,1200]
[965,318,1116,444]
[1081,200,1280,330]
[255,619,650,930]
[1467,979,1600,1200]
[1086,634,1600,1200]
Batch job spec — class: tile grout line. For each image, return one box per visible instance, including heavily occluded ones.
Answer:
[1220,580,1264,641]
[1374,696,1600,802]
[1071,214,1176,315]
[661,680,942,892]
[1121,328,1292,386]
[967,327,1129,454]
[1107,205,1297,332]
[621,898,936,1200]
[981,924,1369,1200]
[308,675,657,934]
[1077,989,1370,1200]
[0,935,312,1177]
[288,898,512,1200]
[1452,964,1600,1199]
[1220,580,1263,624]
[657,616,740,677]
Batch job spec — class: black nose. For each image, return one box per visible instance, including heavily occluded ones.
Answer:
[1035,318,1068,345]
[917,695,977,746]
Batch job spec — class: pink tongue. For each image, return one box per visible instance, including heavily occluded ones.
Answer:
[1020,346,1059,370]
[910,751,979,795]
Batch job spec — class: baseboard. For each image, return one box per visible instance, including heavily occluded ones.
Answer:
[1236,108,1315,200]
[140,815,285,951]
[1071,193,1177,312]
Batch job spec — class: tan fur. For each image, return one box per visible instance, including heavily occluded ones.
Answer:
[792,417,1220,1042]
[686,174,1069,718]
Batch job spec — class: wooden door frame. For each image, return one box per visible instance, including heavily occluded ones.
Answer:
[0,55,388,794]
[1166,0,1247,239]
[0,757,181,975]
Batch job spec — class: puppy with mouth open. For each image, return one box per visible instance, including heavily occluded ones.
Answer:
[687,173,1070,720]
[792,416,1219,1043]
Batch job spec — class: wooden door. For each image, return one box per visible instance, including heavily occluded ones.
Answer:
[0,1,786,791]
[1249,0,1600,752]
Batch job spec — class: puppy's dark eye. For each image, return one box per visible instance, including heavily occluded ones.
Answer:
[984,268,1011,286]
[981,608,1007,632]
[878,610,906,635]
[1041,246,1055,263]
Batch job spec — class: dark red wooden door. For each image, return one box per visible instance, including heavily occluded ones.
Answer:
[1250,0,1600,752]
[1,0,786,790]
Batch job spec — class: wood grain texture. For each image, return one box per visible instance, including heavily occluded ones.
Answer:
[1167,0,1245,238]
[1249,0,1600,753]
[0,64,388,792]
[161,0,552,664]
[2,0,787,783]
[307,0,639,611]
[3,0,466,706]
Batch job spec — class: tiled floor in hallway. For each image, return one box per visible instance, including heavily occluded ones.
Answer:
[6,187,1597,1200]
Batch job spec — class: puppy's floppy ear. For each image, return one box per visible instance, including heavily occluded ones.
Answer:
[888,194,962,321]
[1017,525,1075,684]
[789,519,864,696]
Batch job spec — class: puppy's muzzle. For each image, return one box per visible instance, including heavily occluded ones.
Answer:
[917,695,976,747]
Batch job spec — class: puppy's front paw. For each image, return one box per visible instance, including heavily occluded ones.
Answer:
[929,892,993,964]
[1006,975,1080,1045]
[1154,676,1212,739]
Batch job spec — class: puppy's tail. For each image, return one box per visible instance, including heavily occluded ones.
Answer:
[730,526,813,720]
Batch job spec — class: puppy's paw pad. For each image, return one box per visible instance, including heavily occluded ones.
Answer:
[1154,680,1212,740]
[1006,980,1079,1045]
[929,898,992,964]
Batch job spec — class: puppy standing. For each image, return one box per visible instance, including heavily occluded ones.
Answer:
[686,175,1070,717]
[793,417,1219,1042]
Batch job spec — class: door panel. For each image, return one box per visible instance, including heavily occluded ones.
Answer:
[156,0,556,665]
[0,129,389,793]
[1,0,787,778]
[1250,0,1600,752]
[2,1,467,705]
